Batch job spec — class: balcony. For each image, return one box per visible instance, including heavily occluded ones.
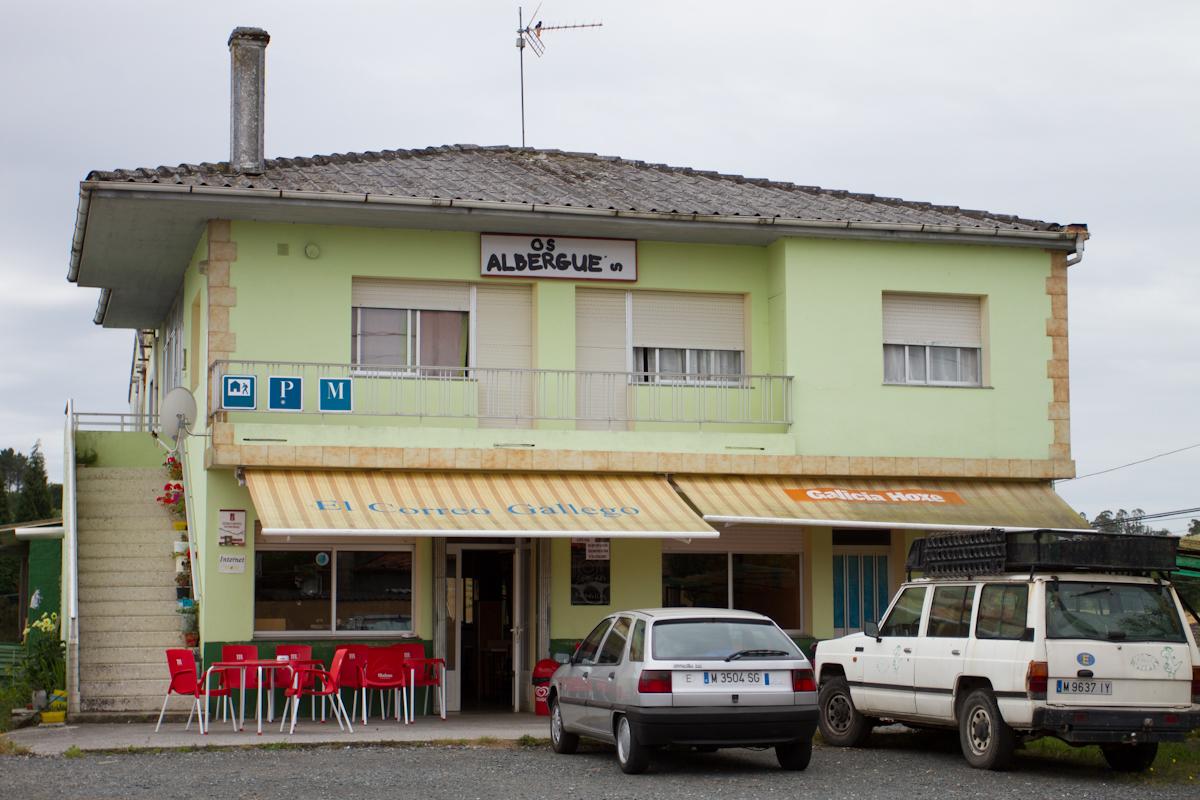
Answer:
[208,360,793,431]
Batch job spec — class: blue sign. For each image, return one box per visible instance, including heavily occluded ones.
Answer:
[268,376,303,412]
[318,378,352,412]
[221,375,257,410]
[1076,652,1096,667]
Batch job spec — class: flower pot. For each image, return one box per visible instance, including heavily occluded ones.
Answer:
[173,521,188,531]
[176,586,191,600]
[31,690,47,709]
[40,710,66,725]
[183,632,200,648]
[173,541,189,554]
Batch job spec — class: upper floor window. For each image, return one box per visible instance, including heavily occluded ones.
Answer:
[882,293,983,387]
[351,279,470,372]
[630,290,746,384]
[633,347,743,382]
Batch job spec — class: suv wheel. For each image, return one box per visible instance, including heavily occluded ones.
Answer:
[958,688,1015,770]
[818,677,872,747]
[776,738,813,770]
[615,715,650,774]
[549,698,579,755]
[1101,743,1158,772]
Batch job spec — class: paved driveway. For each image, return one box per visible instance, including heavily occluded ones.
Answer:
[1,736,1193,800]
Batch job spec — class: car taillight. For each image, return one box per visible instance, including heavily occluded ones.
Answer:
[792,668,816,692]
[638,670,672,694]
[1026,660,1048,699]
[1192,667,1200,704]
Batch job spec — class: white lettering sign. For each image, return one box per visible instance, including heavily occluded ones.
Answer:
[218,554,247,574]
[481,234,636,281]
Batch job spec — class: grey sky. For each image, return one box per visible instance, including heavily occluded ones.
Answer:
[1,1,1196,530]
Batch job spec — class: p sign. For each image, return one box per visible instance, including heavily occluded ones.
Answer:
[318,378,352,413]
[268,376,303,412]
[221,375,257,410]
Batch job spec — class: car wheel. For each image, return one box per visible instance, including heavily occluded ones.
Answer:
[818,677,872,747]
[958,689,1015,770]
[1101,742,1158,772]
[776,738,813,771]
[549,698,579,755]
[615,715,650,774]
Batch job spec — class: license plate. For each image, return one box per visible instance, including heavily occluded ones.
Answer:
[1055,679,1113,695]
[673,670,789,691]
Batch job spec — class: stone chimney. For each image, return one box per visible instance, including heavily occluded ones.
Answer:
[228,27,270,174]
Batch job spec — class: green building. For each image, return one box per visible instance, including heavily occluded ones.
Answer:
[59,27,1089,717]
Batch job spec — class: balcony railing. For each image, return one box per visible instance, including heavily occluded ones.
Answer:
[209,360,792,428]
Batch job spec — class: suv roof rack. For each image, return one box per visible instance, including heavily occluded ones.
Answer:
[905,529,1179,578]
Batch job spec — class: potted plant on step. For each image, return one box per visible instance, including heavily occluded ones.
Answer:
[178,601,199,649]
[22,612,66,722]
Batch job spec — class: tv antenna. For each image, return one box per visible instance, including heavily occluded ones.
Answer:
[516,5,602,147]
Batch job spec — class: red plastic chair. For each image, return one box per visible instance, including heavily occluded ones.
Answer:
[395,642,446,722]
[333,645,370,721]
[279,649,354,734]
[155,648,230,733]
[274,644,319,722]
[218,644,262,727]
[361,645,410,724]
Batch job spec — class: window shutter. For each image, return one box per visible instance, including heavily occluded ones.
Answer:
[475,284,533,428]
[882,293,981,348]
[575,289,629,430]
[352,279,470,311]
[631,291,744,351]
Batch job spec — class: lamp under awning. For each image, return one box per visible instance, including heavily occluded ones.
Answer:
[672,475,1091,532]
[246,469,718,538]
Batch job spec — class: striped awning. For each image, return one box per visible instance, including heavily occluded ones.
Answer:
[247,470,718,538]
[673,475,1090,532]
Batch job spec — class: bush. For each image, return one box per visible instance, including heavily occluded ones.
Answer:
[22,612,65,693]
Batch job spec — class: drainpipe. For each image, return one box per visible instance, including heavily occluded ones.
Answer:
[1065,224,1088,266]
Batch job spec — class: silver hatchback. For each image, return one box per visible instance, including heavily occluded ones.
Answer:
[548,607,819,773]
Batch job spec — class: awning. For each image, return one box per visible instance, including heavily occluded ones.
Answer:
[673,475,1091,532]
[247,470,718,538]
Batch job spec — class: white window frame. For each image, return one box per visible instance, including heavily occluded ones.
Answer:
[884,343,981,387]
[632,346,745,387]
[351,307,470,379]
[253,543,417,639]
[662,551,804,634]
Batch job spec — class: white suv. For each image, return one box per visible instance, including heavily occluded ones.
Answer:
[814,530,1200,771]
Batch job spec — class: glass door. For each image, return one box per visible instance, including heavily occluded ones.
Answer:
[833,551,890,636]
[445,543,520,713]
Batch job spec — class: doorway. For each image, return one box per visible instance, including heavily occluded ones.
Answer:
[445,544,522,712]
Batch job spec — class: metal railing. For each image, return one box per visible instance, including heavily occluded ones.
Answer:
[210,360,793,427]
[72,411,155,432]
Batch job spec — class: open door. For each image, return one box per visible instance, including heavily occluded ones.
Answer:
[445,543,520,712]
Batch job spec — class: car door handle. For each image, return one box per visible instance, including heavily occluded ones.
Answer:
[581,672,589,680]
[607,672,616,681]
[854,646,864,653]
[903,648,912,654]
[951,649,961,656]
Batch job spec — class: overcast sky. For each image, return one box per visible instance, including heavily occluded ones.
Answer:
[1,1,1196,530]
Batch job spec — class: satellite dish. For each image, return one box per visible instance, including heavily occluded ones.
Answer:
[158,387,198,445]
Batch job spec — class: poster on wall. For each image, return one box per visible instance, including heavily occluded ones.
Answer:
[218,509,247,547]
[570,538,611,605]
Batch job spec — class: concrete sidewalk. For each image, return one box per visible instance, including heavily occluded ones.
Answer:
[7,712,549,756]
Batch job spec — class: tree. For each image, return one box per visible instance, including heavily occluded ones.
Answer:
[1088,508,1169,536]
[0,448,26,495]
[0,482,8,525]
[14,442,52,523]
[1189,519,1200,536]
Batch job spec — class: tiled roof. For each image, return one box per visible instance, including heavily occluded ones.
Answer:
[86,144,1062,231]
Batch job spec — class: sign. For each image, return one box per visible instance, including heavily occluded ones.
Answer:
[585,539,610,561]
[481,234,636,281]
[786,487,967,505]
[218,509,247,547]
[221,375,257,410]
[268,376,303,411]
[319,378,353,412]
[218,554,247,574]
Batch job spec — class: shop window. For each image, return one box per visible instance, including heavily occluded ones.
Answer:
[254,547,413,636]
[662,552,802,631]
[633,347,744,384]
[351,307,468,373]
[882,293,983,387]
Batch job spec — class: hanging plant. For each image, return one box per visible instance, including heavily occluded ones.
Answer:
[163,454,183,481]
[156,482,186,520]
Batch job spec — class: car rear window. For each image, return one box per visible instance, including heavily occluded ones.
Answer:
[651,618,801,660]
[1046,582,1186,643]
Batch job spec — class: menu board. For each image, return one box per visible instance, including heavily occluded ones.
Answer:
[570,538,610,605]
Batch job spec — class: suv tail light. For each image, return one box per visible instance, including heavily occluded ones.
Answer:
[1192,667,1200,704]
[638,670,672,694]
[792,668,816,692]
[1026,660,1048,699]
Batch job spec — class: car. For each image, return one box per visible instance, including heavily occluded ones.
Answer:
[546,607,818,774]
[814,529,1200,772]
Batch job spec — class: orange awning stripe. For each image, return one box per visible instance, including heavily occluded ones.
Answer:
[246,469,718,538]
[673,475,1090,532]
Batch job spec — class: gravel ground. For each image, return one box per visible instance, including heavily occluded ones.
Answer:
[0,738,1193,800]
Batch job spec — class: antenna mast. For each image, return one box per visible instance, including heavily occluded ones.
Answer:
[515,5,602,147]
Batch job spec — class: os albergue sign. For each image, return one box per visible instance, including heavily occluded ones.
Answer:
[481,234,636,282]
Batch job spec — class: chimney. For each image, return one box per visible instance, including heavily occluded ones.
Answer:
[228,27,270,174]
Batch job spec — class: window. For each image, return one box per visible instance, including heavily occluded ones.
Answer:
[254,547,413,635]
[976,584,1029,640]
[662,552,802,630]
[633,347,743,383]
[879,586,926,637]
[883,293,983,387]
[574,618,613,665]
[927,585,975,638]
[351,307,468,372]
[652,618,801,660]
[597,616,632,665]
[629,619,646,662]
[1046,582,1186,643]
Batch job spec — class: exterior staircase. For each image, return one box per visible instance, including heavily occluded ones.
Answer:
[73,466,183,717]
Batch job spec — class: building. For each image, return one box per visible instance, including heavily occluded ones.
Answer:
[59,28,1090,716]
